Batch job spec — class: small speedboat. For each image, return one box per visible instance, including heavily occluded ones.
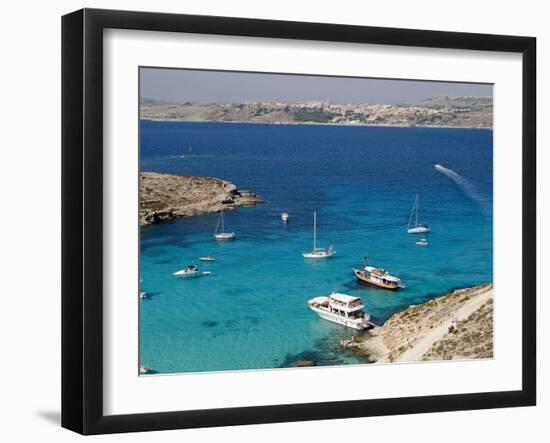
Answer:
[416,238,429,246]
[139,291,147,299]
[281,212,289,222]
[199,256,215,262]
[139,365,151,375]
[173,265,211,278]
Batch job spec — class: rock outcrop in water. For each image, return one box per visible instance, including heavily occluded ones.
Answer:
[140,172,263,226]
[342,284,493,363]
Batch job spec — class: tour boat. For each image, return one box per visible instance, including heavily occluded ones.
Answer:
[281,212,289,222]
[308,292,373,330]
[302,211,335,259]
[416,238,429,246]
[353,259,404,290]
[173,265,211,278]
[214,210,236,241]
[407,194,430,234]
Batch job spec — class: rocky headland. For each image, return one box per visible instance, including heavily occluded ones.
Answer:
[341,284,493,363]
[140,172,263,226]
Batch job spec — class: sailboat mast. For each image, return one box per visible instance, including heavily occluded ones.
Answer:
[415,194,419,226]
[408,197,415,229]
[313,211,317,250]
[221,211,225,233]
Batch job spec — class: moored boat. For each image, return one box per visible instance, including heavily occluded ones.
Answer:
[407,194,430,234]
[281,212,289,222]
[416,238,429,246]
[302,211,335,259]
[173,265,211,278]
[199,256,215,262]
[353,260,403,290]
[214,210,236,241]
[308,292,373,330]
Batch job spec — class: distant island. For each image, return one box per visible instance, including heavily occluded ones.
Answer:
[140,172,263,226]
[141,96,493,129]
[340,283,493,363]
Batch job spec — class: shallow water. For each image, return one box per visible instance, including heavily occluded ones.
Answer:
[139,121,493,374]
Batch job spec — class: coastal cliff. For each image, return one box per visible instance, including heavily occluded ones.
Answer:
[343,284,493,363]
[140,172,263,226]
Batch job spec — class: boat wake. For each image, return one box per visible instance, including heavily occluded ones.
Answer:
[434,164,490,215]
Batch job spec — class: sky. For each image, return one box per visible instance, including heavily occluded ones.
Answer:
[140,67,493,105]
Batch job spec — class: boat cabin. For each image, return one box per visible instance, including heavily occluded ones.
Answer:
[328,293,367,319]
[363,266,401,288]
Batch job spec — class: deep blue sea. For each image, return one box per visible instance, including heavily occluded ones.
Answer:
[139,121,493,374]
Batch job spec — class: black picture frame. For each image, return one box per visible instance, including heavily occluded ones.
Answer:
[62,8,536,435]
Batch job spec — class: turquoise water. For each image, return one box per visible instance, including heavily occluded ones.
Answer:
[139,121,493,374]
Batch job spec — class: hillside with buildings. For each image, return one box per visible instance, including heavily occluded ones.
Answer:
[140,96,492,129]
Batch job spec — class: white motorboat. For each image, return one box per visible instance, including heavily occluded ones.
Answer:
[302,211,335,259]
[281,212,289,222]
[173,265,211,278]
[407,194,430,234]
[214,210,236,241]
[416,238,429,246]
[139,291,147,299]
[308,292,373,330]
[199,256,215,262]
[139,365,151,375]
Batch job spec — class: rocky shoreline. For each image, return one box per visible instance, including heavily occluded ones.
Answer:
[140,172,263,226]
[340,283,494,363]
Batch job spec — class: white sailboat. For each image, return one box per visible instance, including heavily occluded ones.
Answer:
[407,194,430,234]
[302,211,335,259]
[214,210,236,241]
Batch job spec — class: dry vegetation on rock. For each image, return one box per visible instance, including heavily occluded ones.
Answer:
[352,284,493,363]
[140,172,263,226]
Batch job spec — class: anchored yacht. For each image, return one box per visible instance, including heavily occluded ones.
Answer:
[214,210,236,241]
[302,211,335,259]
[407,194,430,234]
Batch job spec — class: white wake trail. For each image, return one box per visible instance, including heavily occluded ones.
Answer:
[434,164,489,215]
